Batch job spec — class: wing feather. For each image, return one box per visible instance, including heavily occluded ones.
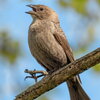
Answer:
[53,33,74,62]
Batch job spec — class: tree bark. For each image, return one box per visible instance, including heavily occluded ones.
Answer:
[15,48,100,100]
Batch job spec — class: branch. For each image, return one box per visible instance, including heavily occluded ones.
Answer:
[15,48,100,100]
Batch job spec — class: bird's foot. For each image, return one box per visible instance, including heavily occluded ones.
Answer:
[24,69,48,82]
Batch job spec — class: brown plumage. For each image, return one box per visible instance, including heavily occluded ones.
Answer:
[26,5,90,100]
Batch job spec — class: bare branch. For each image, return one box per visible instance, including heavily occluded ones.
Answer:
[15,48,100,100]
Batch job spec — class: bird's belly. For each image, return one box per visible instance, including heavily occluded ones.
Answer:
[28,32,67,70]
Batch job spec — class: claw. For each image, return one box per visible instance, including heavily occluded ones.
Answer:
[24,76,33,80]
[24,75,38,82]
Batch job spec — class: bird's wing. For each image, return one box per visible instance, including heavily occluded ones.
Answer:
[53,33,81,83]
[53,33,74,62]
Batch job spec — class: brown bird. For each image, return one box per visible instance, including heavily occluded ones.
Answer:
[26,4,90,100]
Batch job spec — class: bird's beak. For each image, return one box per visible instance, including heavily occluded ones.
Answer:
[25,11,34,15]
[26,5,36,15]
[26,4,33,8]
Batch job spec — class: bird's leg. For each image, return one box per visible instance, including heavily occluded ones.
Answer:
[24,69,48,82]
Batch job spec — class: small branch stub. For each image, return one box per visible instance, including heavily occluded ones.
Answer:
[24,69,48,82]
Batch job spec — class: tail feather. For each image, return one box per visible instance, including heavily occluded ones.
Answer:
[67,78,90,100]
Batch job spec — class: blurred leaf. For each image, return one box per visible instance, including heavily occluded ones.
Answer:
[88,26,95,42]
[74,47,87,56]
[58,0,88,15]
[0,31,21,64]
[93,64,100,72]
[71,0,87,15]
[58,0,69,7]
[97,0,100,4]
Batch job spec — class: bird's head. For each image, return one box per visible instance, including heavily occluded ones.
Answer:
[26,5,59,22]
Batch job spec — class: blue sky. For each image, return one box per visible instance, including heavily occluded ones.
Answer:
[0,0,100,100]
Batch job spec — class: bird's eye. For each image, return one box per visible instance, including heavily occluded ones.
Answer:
[40,8,44,11]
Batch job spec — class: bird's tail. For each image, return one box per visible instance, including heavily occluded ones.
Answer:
[67,78,90,100]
